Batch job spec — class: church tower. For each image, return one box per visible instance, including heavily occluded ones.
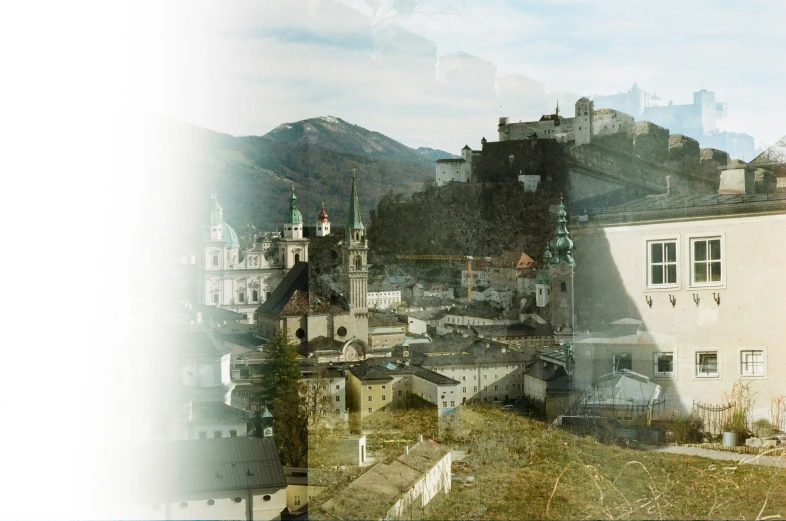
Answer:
[535,244,552,308]
[343,169,368,314]
[316,203,331,237]
[278,187,309,269]
[548,199,575,338]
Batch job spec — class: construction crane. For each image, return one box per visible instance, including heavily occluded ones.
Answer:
[395,254,490,301]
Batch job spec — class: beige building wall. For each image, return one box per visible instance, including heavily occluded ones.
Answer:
[347,372,396,419]
[574,213,786,420]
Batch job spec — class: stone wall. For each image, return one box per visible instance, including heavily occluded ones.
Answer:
[633,121,670,163]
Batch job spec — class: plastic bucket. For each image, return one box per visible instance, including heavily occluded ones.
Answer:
[722,432,737,447]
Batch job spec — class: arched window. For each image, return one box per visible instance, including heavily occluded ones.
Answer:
[212,254,218,266]
[355,256,362,270]
[560,281,567,292]
[294,253,300,263]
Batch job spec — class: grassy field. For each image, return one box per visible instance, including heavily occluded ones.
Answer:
[426,404,786,520]
[307,404,786,519]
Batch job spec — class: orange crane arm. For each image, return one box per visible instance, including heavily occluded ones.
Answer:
[395,254,486,301]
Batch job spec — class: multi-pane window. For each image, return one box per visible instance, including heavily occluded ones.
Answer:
[653,352,674,377]
[613,354,632,373]
[696,351,719,377]
[740,350,764,377]
[238,292,245,303]
[381,395,386,401]
[335,396,340,402]
[692,238,722,285]
[294,496,301,507]
[648,240,677,286]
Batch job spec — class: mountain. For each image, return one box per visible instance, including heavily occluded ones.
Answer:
[146,116,436,254]
[416,147,460,161]
[265,116,435,167]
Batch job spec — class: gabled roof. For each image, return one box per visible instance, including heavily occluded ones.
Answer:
[321,442,450,521]
[256,262,309,316]
[256,262,346,317]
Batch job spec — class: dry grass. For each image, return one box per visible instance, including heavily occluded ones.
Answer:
[421,404,786,520]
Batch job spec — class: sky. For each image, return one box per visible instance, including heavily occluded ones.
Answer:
[135,0,785,153]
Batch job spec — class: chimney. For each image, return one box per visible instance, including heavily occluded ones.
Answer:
[418,434,424,443]
[405,445,409,455]
[665,175,671,195]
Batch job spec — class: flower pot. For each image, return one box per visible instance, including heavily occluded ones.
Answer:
[722,431,738,447]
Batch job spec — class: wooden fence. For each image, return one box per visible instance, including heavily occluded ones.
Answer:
[692,400,735,436]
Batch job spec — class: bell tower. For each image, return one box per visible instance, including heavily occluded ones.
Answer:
[278,187,309,269]
[549,198,576,339]
[343,169,368,314]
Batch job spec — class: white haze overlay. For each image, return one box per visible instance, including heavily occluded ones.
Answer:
[1,0,784,518]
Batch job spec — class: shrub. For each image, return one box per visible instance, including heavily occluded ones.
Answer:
[670,414,704,444]
[751,418,776,438]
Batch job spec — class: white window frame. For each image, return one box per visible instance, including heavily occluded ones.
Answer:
[613,353,632,374]
[645,237,680,289]
[738,347,766,378]
[695,349,720,378]
[652,351,675,378]
[686,233,725,288]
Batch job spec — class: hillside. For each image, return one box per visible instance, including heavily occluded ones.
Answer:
[308,404,786,520]
[367,182,556,279]
[146,116,441,253]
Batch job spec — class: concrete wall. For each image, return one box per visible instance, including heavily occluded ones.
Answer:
[436,160,469,186]
[573,213,786,419]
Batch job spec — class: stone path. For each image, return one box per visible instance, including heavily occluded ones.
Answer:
[641,444,786,468]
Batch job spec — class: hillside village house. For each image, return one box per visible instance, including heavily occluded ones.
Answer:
[346,359,460,421]
[572,190,786,425]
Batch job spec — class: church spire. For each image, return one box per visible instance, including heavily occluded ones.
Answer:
[549,198,575,266]
[346,169,365,242]
[285,186,303,225]
[555,100,560,116]
[210,188,224,225]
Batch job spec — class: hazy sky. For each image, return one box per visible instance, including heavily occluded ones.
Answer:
[137,0,786,154]
[138,0,785,153]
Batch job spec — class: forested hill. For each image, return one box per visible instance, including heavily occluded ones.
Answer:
[367,182,555,275]
[148,116,453,254]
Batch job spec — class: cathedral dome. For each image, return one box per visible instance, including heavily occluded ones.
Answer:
[221,223,240,248]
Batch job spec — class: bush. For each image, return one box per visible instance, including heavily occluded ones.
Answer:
[670,414,704,444]
[751,418,776,438]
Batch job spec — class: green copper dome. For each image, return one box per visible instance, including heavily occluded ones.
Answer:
[535,245,552,284]
[285,188,303,224]
[549,200,575,266]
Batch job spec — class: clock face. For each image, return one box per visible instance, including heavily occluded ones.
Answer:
[345,346,358,361]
